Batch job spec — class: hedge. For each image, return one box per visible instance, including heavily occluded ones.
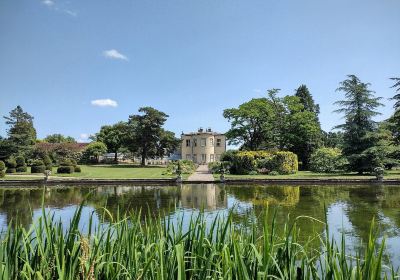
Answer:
[15,156,26,167]
[74,166,81,173]
[6,158,17,169]
[57,166,74,174]
[223,150,298,175]
[309,147,347,173]
[0,160,5,178]
[6,168,16,174]
[16,166,27,173]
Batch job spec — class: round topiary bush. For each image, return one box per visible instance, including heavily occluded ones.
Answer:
[15,155,26,167]
[6,168,16,174]
[60,159,73,166]
[31,160,46,173]
[74,166,81,172]
[0,160,5,178]
[16,166,27,173]
[6,158,17,169]
[57,166,74,174]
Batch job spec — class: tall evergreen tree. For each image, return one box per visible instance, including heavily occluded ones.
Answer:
[294,85,320,114]
[387,77,400,143]
[3,106,36,155]
[334,75,383,173]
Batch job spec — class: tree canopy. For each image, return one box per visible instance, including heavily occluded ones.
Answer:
[44,134,76,143]
[94,122,127,162]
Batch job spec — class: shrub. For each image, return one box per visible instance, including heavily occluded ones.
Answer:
[60,159,73,166]
[16,166,27,173]
[309,147,347,173]
[248,170,258,175]
[74,166,81,173]
[6,168,16,174]
[15,155,26,167]
[225,150,298,175]
[208,162,221,174]
[31,160,46,173]
[0,160,5,178]
[164,160,196,175]
[6,158,17,168]
[43,155,52,170]
[269,171,279,176]
[57,166,74,174]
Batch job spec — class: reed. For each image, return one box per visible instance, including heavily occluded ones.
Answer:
[0,203,397,279]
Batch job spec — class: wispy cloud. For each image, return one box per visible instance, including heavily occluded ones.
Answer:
[91,99,118,107]
[77,133,90,143]
[64,9,77,17]
[42,0,54,6]
[103,49,129,61]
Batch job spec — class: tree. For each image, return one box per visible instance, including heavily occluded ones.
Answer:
[126,107,178,166]
[83,142,107,163]
[44,134,76,143]
[94,122,127,162]
[334,75,383,173]
[322,131,344,148]
[3,106,36,155]
[282,95,322,169]
[223,98,276,150]
[387,77,400,143]
[294,85,320,114]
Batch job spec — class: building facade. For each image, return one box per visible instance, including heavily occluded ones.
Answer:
[181,128,226,164]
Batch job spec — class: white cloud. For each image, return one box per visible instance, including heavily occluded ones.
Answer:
[64,10,77,17]
[42,0,54,6]
[91,99,118,107]
[77,133,90,143]
[103,49,129,61]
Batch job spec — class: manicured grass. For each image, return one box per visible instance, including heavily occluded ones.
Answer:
[213,170,400,180]
[2,165,175,180]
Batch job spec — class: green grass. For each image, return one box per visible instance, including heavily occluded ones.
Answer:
[214,170,400,180]
[0,204,396,279]
[2,165,175,180]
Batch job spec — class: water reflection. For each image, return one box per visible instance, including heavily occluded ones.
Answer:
[0,184,399,266]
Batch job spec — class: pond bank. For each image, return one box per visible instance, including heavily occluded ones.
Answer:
[0,177,399,186]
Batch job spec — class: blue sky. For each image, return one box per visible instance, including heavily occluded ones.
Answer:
[0,0,399,142]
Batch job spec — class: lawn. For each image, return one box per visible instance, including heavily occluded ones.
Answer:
[213,170,400,180]
[2,165,175,180]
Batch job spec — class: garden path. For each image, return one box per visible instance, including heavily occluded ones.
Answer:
[187,165,214,182]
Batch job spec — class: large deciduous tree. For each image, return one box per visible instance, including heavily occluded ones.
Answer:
[3,106,36,155]
[126,107,178,166]
[94,122,127,162]
[334,75,383,173]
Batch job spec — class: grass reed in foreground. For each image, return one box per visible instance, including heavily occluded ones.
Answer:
[0,204,397,279]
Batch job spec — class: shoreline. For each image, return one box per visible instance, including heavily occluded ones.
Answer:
[0,177,399,186]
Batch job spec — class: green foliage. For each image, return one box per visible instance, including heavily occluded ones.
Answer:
[164,160,196,175]
[57,166,74,174]
[6,158,17,168]
[0,160,5,178]
[15,155,26,167]
[31,159,46,173]
[82,142,107,163]
[43,133,76,143]
[269,171,279,176]
[6,168,16,174]
[309,147,347,173]
[126,107,179,166]
[74,166,81,172]
[322,131,344,148]
[3,106,36,155]
[94,122,127,162]
[0,205,393,279]
[60,159,73,166]
[334,75,384,173]
[225,150,298,175]
[16,166,27,173]
[43,154,52,170]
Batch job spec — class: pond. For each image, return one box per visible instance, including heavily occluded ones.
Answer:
[0,183,399,268]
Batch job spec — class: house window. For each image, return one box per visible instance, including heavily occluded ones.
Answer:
[210,138,214,146]
[193,154,197,162]
[186,154,191,160]
[193,138,197,147]
[216,139,221,147]
[186,139,190,147]
[201,138,206,147]
[210,154,214,162]
[201,154,206,162]
[216,154,220,161]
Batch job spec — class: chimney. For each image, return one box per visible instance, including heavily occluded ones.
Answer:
[207,127,212,132]
[198,127,204,132]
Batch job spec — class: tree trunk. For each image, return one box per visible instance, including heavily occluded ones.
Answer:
[114,151,118,163]
[141,147,146,166]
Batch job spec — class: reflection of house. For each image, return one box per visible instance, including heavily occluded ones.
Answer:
[181,128,226,164]
[180,184,227,210]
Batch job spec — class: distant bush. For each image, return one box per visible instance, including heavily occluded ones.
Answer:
[16,166,27,173]
[6,158,17,169]
[224,150,298,175]
[309,147,347,173]
[269,171,279,176]
[248,170,258,175]
[208,162,221,174]
[6,168,16,174]
[74,166,81,173]
[57,166,74,174]
[60,160,73,166]
[15,155,26,167]
[0,160,5,178]
[31,160,46,173]
[43,155,52,170]
[164,160,196,175]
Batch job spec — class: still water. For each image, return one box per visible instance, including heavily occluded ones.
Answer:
[0,183,400,267]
